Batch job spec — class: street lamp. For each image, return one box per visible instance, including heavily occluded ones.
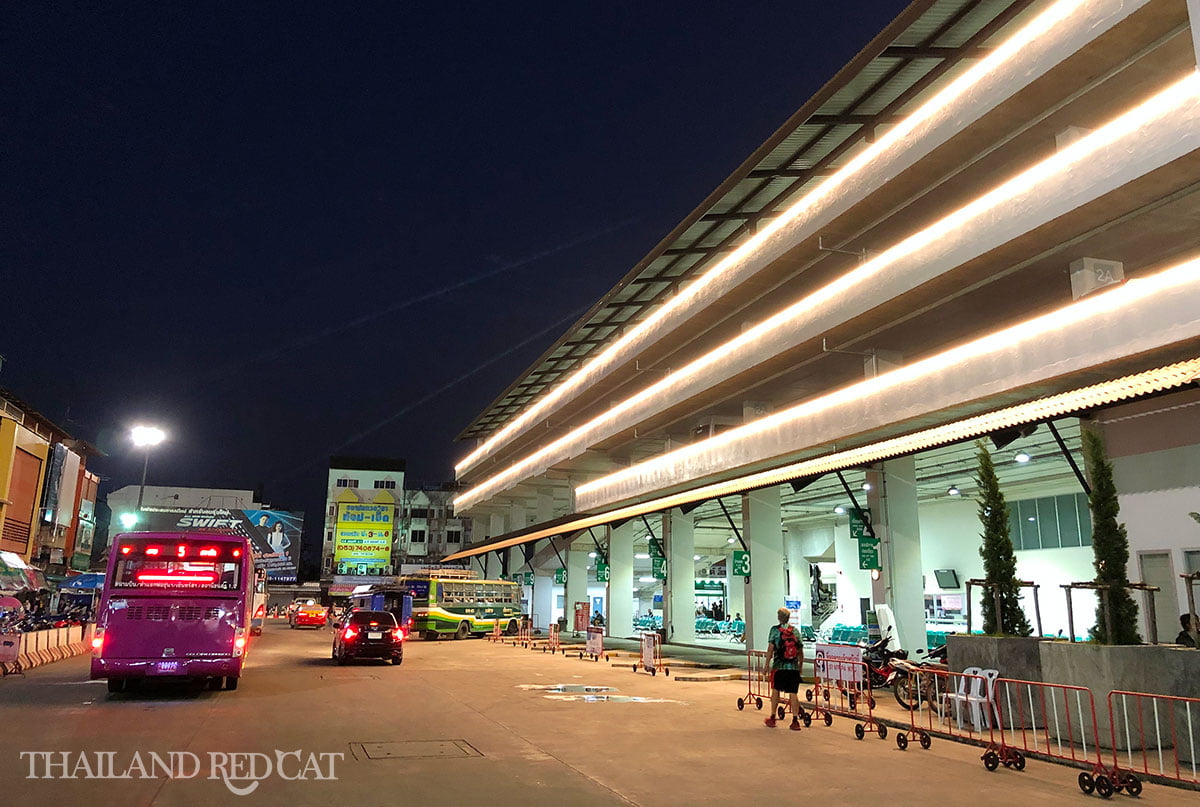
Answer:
[131,425,166,511]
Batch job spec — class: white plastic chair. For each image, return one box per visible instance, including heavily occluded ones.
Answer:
[943,666,982,730]
[966,669,1001,730]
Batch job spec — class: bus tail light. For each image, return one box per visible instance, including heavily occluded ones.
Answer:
[91,628,105,655]
[233,629,247,655]
[342,627,358,641]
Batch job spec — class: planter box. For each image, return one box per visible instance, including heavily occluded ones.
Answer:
[947,634,1045,682]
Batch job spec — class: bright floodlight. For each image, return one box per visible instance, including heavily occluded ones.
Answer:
[118,512,139,530]
[131,425,166,447]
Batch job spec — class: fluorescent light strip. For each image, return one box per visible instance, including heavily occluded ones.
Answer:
[453,71,1200,512]
[440,357,1200,562]
[576,256,1200,501]
[455,0,1102,477]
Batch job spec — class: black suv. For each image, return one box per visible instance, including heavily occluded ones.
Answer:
[332,610,404,665]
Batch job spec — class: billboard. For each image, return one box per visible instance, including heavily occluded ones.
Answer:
[131,507,304,583]
[333,502,393,573]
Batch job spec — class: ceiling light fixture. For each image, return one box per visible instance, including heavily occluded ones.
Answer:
[834,506,846,515]
[947,486,960,496]
[634,553,650,560]
[1014,452,1031,463]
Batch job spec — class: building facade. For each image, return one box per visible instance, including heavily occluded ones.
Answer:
[446,0,1200,650]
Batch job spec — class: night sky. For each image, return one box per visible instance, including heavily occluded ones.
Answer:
[2,3,906,572]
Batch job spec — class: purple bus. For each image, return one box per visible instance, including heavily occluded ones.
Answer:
[91,532,253,694]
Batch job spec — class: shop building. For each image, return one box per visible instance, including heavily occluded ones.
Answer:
[444,0,1200,652]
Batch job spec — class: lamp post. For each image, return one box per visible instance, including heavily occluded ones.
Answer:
[131,425,166,511]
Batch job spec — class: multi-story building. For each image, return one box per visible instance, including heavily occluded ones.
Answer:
[0,388,101,581]
[320,457,471,596]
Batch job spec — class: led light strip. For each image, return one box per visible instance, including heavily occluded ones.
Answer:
[440,357,1200,562]
[455,0,1112,477]
[576,255,1200,501]
[454,70,1200,512]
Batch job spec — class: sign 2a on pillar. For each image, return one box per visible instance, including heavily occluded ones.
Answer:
[851,508,880,571]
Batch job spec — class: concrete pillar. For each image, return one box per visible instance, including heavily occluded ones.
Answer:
[663,508,695,644]
[472,517,490,542]
[532,571,553,630]
[866,457,926,653]
[786,529,812,627]
[508,502,528,532]
[489,513,506,541]
[743,486,786,652]
[726,548,746,622]
[565,540,587,634]
[608,522,635,638]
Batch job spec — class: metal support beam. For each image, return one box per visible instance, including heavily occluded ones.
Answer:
[835,470,878,541]
[1047,420,1091,496]
[717,498,748,552]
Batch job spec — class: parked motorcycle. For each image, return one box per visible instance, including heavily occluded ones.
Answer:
[891,643,949,710]
[864,628,908,690]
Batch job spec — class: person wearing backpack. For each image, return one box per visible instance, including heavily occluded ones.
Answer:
[764,606,804,729]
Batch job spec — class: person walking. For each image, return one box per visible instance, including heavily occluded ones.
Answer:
[764,606,804,730]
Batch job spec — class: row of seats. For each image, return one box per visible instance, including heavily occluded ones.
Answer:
[824,624,954,648]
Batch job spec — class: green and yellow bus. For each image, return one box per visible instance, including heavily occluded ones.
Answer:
[400,570,521,640]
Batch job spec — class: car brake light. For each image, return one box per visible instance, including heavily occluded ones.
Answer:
[232,548,242,557]
[91,629,105,654]
[392,627,404,641]
[342,627,357,641]
[255,604,265,617]
[145,546,160,556]
[120,545,132,555]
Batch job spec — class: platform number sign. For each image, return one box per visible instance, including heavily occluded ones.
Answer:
[554,568,567,584]
[652,556,667,580]
[523,571,534,586]
[595,562,610,582]
[732,550,751,577]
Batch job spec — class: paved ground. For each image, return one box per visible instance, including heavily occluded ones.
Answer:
[0,622,1192,806]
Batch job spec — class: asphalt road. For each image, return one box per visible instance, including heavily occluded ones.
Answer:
[0,622,1193,806]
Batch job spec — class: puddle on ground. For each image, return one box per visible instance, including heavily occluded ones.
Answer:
[517,684,617,693]
[544,694,686,704]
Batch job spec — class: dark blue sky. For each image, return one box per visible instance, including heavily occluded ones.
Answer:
[1,3,906,558]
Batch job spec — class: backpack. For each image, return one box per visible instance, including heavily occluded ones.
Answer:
[778,624,800,661]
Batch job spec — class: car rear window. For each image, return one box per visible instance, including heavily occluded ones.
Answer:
[349,611,396,626]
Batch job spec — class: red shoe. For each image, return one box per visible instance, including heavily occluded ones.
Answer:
[789,719,802,731]
[764,716,777,728]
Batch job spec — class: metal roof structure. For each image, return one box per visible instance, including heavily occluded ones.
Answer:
[458,0,1039,443]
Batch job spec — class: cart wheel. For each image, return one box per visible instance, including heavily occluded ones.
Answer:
[1095,775,1114,799]
[1012,752,1025,771]
[877,724,888,739]
[777,706,786,720]
[823,712,833,727]
[1079,772,1096,794]
[665,668,670,677]
[896,732,908,750]
[805,689,813,702]
[755,697,763,710]
[848,693,857,711]
[823,689,830,702]
[1123,774,1141,797]
[919,731,932,750]
[604,654,610,661]
[983,750,999,771]
[854,723,865,741]
[737,697,745,711]
[802,713,812,727]
[632,664,638,673]
[868,695,876,710]
[650,667,656,676]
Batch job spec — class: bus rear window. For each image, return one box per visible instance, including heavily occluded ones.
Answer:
[111,558,241,590]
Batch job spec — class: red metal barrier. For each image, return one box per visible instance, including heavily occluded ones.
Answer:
[513,616,534,648]
[544,623,562,654]
[737,650,769,712]
[634,631,669,676]
[1094,690,1200,796]
[806,656,887,740]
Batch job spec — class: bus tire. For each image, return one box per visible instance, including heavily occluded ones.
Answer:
[224,676,239,691]
[424,631,438,641]
[107,678,126,694]
[207,677,222,691]
[456,622,470,640]
[505,620,518,636]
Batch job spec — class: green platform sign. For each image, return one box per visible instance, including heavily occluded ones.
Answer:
[648,537,665,558]
[851,507,880,570]
[595,562,610,582]
[554,568,567,584]
[732,550,751,577]
[523,572,534,586]
[652,556,667,580]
